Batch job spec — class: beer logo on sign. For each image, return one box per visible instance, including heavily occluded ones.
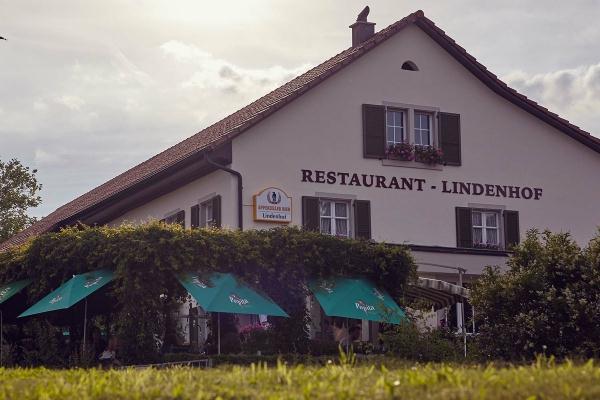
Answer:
[84,277,103,288]
[355,300,375,314]
[229,293,249,307]
[50,295,63,304]
[191,276,208,289]
[0,286,11,301]
[267,191,282,204]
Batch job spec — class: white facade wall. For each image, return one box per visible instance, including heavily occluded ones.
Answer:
[107,25,600,278]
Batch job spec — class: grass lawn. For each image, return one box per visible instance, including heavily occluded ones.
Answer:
[0,359,599,399]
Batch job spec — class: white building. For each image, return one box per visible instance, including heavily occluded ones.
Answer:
[3,8,600,346]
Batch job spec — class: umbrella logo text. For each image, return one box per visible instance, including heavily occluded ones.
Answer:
[229,293,249,307]
[49,295,63,304]
[319,281,335,294]
[0,286,11,300]
[355,300,375,314]
[372,288,385,301]
[84,277,103,288]
[191,276,208,289]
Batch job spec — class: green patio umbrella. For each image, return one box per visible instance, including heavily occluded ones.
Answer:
[0,279,32,366]
[177,272,288,354]
[309,277,406,324]
[19,269,114,352]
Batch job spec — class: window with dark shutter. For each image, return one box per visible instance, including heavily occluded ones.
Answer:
[455,207,473,248]
[439,113,461,166]
[302,196,320,231]
[354,200,371,240]
[212,195,222,228]
[191,205,200,228]
[503,210,520,249]
[362,104,386,159]
[175,210,185,228]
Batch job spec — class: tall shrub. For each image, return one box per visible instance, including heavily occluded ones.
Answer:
[471,229,600,360]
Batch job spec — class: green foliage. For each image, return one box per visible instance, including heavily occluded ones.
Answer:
[1,361,600,399]
[0,224,415,365]
[471,229,600,360]
[0,158,42,241]
[380,320,463,362]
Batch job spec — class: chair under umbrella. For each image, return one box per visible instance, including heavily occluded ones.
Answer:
[19,269,114,353]
[309,277,406,352]
[176,272,288,354]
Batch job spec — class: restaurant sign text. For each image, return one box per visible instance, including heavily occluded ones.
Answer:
[301,169,543,200]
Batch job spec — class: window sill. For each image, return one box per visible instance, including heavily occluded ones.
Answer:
[381,159,443,171]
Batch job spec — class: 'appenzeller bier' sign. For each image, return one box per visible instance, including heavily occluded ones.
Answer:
[253,187,292,222]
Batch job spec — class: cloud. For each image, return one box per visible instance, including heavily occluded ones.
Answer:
[160,40,309,94]
[504,63,600,134]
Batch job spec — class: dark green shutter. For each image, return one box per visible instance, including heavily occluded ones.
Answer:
[212,195,222,228]
[175,210,185,228]
[191,205,200,228]
[302,196,320,231]
[504,210,520,249]
[363,104,386,159]
[440,113,461,166]
[455,207,472,248]
[354,200,371,239]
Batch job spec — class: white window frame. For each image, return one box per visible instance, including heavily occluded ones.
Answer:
[200,199,214,228]
[414,111,433,147]
[319,199,351,238]
[385,109,406,146]
[382,102,440,148]
[472,210,500,247]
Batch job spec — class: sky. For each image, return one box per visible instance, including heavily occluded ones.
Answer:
[1,0,600,218]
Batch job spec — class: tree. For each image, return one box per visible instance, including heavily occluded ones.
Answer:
[0,158,42,241]
[471,229,600,360]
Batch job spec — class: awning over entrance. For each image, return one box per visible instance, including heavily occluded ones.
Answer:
[405,277,470,310]
[309,277,406,324]
[19,269,114,318]
[0,279,32,305]
[177,272,288,317]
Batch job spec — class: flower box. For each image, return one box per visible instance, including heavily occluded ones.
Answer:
[386,143,414,161]
[414,145,443,165]
[473,242,500,250]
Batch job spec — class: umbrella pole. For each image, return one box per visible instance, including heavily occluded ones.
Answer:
[217,312,221,355]
[458,270,466,358]
[1,309,3,366]
[345,318,349,355]
[83,298,88,357]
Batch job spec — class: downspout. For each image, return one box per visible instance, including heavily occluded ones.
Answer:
[205,152,243,230]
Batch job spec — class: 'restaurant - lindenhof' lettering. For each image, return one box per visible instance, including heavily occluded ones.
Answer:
[300,169,543,200]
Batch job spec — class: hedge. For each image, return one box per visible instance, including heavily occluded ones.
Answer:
[0,223,416,365]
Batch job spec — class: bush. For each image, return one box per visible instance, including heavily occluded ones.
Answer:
[380,320,463,362]
[471,229,600,360]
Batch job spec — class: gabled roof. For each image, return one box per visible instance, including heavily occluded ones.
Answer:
[2,10,599,252]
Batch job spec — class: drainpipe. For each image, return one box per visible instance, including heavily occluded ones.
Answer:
[205,152,243,230]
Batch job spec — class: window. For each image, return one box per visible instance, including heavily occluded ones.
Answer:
[200,200,214,227]
[319,200,349,237]
[191,195,221,229]
[162,210,185,228]
[401,61,419,71]
[414,112,432,146]
[472,210,499,247]
[386,109,405,146]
